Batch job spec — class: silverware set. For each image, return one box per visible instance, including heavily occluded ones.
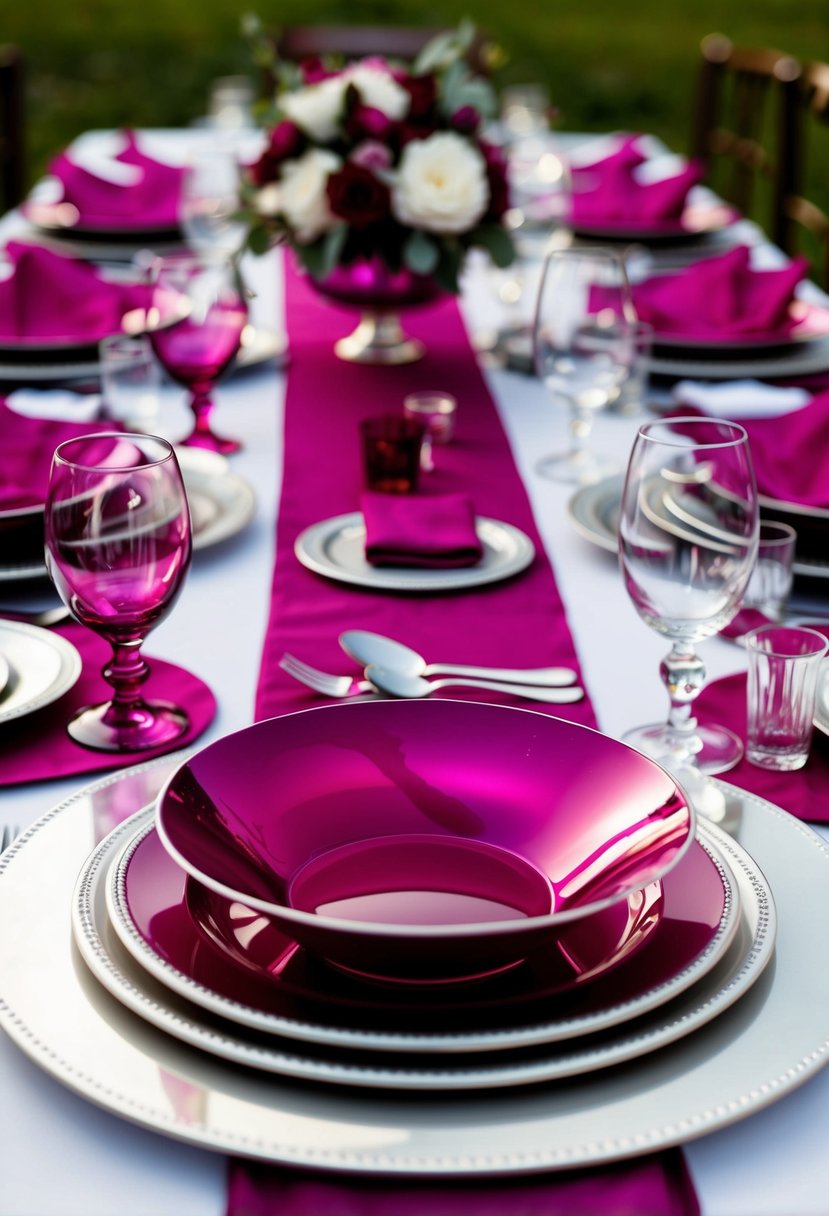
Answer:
[280,630,585,704]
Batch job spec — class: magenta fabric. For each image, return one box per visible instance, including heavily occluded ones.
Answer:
[361,489,483,567]
[0,620,216,786]
[0,399,121,509]
[226,1150,700,1216]
[632,246,808,339]
[254,258,597,728]
[0,241,150,344]
[47,130,184,229]
[568,135,703,226]
[696,665,829,823]
[670,391,829,507]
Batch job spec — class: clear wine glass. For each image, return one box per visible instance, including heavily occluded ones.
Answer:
[149,252,248,455]
[179,146,247,259]
[532,246,635,485]
[618,416,759,775]
[45,433,192,752]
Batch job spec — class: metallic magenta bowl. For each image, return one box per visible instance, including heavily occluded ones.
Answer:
[155,701,693,983]
[310,257,442,311]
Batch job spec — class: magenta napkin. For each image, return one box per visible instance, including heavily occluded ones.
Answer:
[569,135,703,226]
[671,390,829,508]
[696,662,829,823]
[361,490,483,568]
[0,241,150,344]
[227,1150,700,1216]
[0,620,215,787]
[633,246,809,340]
[0,399,119,509]
[48,130,184,230]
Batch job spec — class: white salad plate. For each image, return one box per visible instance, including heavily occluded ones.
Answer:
[294,513,535,592]
[0,620,82,725]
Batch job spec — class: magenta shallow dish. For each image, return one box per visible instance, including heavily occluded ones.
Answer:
[155,701,694,983]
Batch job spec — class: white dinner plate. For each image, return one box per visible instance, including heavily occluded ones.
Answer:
[72,809,763,1092]
[0,759,816,1174]
[294,513,535,592]
[0,620,82,725]
[176,448,256,551]
[104,810,741,1056]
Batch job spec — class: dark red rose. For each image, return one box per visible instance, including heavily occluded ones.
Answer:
[249,120,305,185]
[480,140,510,220]
[402,74,437,119]
[326,163,391,227]
[346,104,394,141]
[450,105,480,135]
[300,57,333,84]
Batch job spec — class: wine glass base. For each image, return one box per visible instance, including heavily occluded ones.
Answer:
[622,721,743,776]
[67,700,190,753]
[535,449,618,487]
[180,431,242,456]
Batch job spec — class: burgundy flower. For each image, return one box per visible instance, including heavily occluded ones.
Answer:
[346,103,394,142]
[249,120,305,185]
[351,140,394,172]
[402,75,437,119]
[300,57,333,84]
[480,140,510,220]
[326,162,391,227]
[450,105,480,135]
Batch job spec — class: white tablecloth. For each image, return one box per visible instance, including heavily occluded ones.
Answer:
[1,132,828,1216]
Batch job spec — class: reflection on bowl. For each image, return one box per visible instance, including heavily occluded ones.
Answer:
[155,700,693,983]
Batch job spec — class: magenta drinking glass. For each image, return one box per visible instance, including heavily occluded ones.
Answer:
[45,433,192,752]
[149,253,248,455]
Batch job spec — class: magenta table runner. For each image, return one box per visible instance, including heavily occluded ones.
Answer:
[255,261,596,728]
[0,621,215,786]
[243,259,699,1216]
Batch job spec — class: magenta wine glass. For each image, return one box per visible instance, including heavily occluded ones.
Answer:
[45,433,192,752]
[149,253,248,455]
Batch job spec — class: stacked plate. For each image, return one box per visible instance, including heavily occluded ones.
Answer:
[70,700,776,1095]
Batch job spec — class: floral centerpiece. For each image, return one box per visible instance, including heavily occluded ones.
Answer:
[243,22,515,296]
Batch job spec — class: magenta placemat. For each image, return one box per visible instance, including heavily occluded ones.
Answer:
[0,621,215,786]
[227,1150,700,1216]
[255,257,597,728]
[697,669,829,822]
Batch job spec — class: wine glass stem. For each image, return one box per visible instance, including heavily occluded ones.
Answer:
[568,406,592,458]
[190,388,216,439]
[660,642,706,763]
[100,640,151,730]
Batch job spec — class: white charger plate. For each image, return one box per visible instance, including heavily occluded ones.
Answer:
[0,620,81,724]
[2,756,824,1175]
[649,337,829,381]
[295,513,535,592]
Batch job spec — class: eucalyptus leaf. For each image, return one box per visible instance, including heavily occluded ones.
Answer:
[474,224,516,268]
[403,230,440,275]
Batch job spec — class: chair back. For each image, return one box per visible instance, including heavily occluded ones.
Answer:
[690,33,801,251]
[0,45,24,213]
[274,25,491,75]
[783,60,829,287]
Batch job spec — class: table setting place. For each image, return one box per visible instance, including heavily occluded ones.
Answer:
[5,23,829,1216]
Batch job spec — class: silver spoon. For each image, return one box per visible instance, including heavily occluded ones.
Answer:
[340,630,578,687]
[365,664,585,704]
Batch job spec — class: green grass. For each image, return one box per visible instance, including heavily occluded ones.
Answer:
[8,1,829,203]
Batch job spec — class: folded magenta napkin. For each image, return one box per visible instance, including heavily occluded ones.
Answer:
[671,390,829,508]
[0,241,150,344]
[568,135,703,227]
[632,246,809,340]
[361,490,483,568]
[227,1150,700,1216]
[48,130,184,230]
[0,399,116,510]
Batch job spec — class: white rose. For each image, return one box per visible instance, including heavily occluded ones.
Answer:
[254,182,281,217]
[280,76,346,142]
[279,149,341,242]
[392,132,490,234]
[345,64,410,119]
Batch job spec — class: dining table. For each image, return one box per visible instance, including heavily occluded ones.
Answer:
[1,126,829,1216]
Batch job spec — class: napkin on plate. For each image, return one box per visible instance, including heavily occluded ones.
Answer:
[632,246,809,340]
[47,130,184,230]
[361,491,484,568]
[669,389,829,508]
[0,241,150,345]
[568,134,704,226]
[0,398,116,511]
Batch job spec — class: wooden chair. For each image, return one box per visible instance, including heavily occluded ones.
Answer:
[690,33,801,251]
[782,60,829,287]
[273,25,491,75]
[0,45,24,213]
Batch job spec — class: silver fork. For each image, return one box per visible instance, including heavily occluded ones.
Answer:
[279,654,584,704]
